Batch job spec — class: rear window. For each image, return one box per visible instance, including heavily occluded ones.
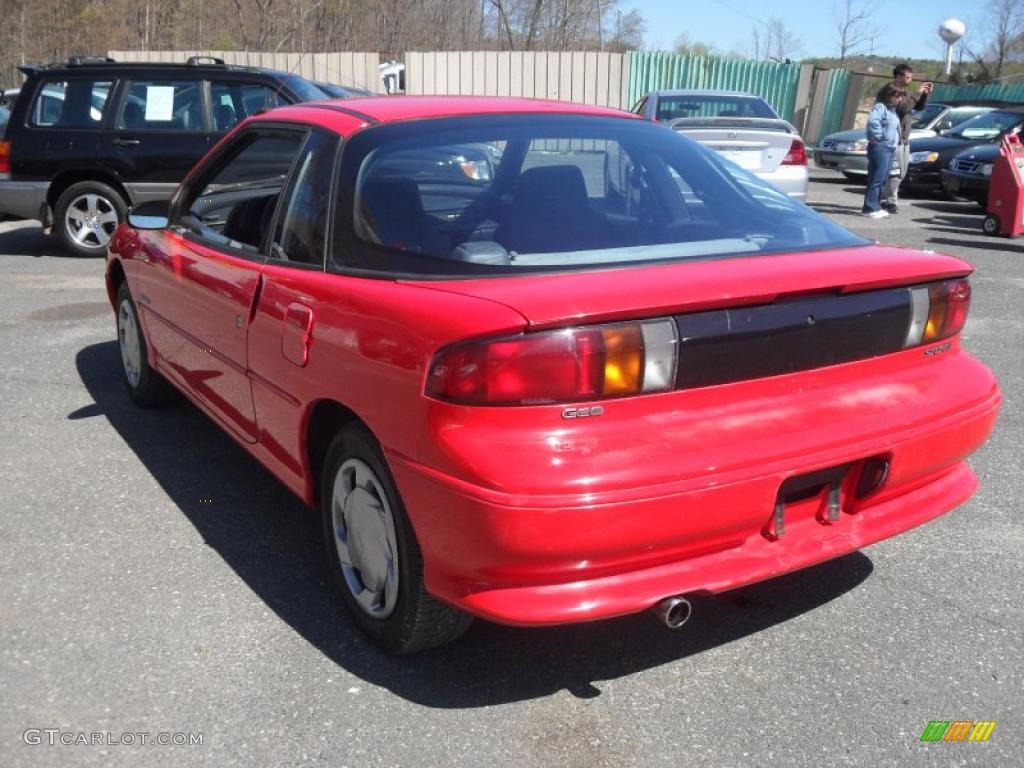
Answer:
[333,114,865,276]
[30,79,112,128]
[655,95,777,121]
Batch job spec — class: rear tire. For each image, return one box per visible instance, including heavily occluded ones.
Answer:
[982,214,1000,236]
[116,282,177,406]
[55,181,127,257]
[321,424,472,654]
[841,172,866,183]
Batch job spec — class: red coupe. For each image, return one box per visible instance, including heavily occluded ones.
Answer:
[106,97,1000,653]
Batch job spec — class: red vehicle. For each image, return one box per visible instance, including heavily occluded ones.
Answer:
[106,97,1000,654]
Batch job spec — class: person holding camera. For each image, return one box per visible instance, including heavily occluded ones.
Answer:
[881,63,934,213]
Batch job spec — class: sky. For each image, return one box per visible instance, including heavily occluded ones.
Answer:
[636,0,986,61]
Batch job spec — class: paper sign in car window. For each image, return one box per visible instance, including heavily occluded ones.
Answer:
[144,86,176,121]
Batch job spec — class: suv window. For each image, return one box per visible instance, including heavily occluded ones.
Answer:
[270,130,337,266]
[116,80,205,131]
[210,82,287,132]
[30,79,112,128]
[180,131,306,253]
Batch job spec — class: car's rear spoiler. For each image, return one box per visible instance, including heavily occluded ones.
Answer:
[667,117,795,133]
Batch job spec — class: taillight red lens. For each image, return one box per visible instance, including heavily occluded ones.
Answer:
[923,278,971,343]
[0,141,10,175]
[426,320,678,406]
[782,139,807,166]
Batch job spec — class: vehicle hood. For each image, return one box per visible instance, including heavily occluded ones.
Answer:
[403,245,971,329]
[951,144,998,162]
[908,135,983,153]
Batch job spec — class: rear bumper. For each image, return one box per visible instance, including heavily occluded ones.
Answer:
[390,350,999,627]
[0,181,49,221]
[756,164,808,200]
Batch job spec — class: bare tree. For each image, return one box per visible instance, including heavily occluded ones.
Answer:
[963,0,1024,79]
[833,0,880,64]
[764,18,801,62]
[673,33,715,57]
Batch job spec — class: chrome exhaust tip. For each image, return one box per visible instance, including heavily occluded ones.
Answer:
[652,596,692,629]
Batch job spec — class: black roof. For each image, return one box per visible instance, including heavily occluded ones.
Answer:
[18,55,289,79]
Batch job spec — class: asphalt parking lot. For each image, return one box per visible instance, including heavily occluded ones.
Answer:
[0,168,1021,767]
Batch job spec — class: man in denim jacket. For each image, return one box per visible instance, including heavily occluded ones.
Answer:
[862,85,901,219]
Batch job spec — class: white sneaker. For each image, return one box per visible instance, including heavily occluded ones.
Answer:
[861,210,888,219]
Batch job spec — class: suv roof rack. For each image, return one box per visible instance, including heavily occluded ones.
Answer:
[187,56,226,67]
[67,55,117,66]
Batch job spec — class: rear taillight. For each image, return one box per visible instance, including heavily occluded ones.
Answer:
[0,141,10,176]
[782,139,807,166]
[904,278,971,347]
[426,319,678,405]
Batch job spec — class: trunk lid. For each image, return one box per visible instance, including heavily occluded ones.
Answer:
[669,118,797,174]
[405,245,971,330]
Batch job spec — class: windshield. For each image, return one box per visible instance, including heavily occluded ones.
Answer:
[655,95,777,121]
[333,115,865,276]
[947,110,1024,141]
[910,103,946,128]
[284,75,329,103]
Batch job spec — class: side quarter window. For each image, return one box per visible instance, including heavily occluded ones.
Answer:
[270,130,338,267]
[210,82,288,132]
[178,130,307,254]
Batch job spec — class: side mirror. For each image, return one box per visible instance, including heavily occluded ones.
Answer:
[127,199,170,230]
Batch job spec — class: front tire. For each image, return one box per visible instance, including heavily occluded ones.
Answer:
[982,214,1001,236]
[55,181,127,257]
[116,282,176,406]
[321,424,472,654]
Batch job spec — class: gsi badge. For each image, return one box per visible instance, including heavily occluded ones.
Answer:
[562,406,605,420]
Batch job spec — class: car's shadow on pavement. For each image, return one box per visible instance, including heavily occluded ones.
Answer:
[807,203,864,216]
[0,222,70,257]
[912,201,984,216]
[75,340,875,708]
[928,235,1024,253]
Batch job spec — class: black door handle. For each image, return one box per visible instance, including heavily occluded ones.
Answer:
[113,138,141,147]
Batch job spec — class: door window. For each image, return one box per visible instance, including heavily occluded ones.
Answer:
[116,80,205,131]
[30,79,112,128]
[178,131,307,254]
[209,82,287,132]
[270,131,337,266]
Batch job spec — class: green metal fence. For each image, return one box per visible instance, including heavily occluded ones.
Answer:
[627,51,802,121]
[932,82,1024,105]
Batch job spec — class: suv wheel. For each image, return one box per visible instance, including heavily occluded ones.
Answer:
[55,181,127,257]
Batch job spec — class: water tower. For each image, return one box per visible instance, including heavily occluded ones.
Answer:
[939,19,966,76]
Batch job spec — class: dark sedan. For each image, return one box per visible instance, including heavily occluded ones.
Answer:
[904,108,1024,193]
[941,144,996,208]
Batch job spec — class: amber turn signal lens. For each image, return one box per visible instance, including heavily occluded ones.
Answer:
[601,325,643,395]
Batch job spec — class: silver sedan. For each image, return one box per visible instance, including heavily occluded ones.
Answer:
[633,89,808,200]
